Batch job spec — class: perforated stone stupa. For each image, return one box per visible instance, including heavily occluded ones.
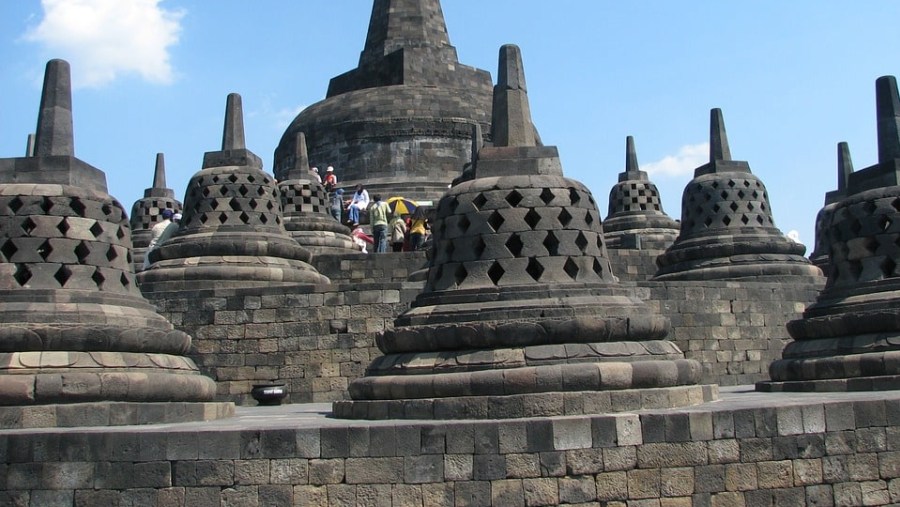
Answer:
[0,60,226,424]
[654,109,822,281]
[333,45,714,420]
[138,94,329,292]
[277,132,360,255]
[130,153,182,272]
[603,136,680,249]
[760,76,900,392]
[273,0,494,204]
[809,142,853,272]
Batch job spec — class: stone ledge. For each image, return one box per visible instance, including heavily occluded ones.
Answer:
[0,401,234,429]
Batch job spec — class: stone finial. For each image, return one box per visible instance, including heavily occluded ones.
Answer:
[625,136,641,175]
[491,44,535,148]
[152,153,167,189]
[222,93,246,151]
[361,0,453,63]
[33,59,74,157]
[25,134,35,157]
[470,122,482,164]
[836,142,853,193]
[876,76,900,163]
[293,132,310,175]
[709,108,732,162]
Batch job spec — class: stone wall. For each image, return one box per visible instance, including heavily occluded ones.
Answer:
[3,394,898,506]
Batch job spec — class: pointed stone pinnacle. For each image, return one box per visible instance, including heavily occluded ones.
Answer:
[876,75,900,163]
[152,153,167,188]
[470,123,482,164]
[625,136,640,174]
[34,59,75,157]
[836,142,853,192]
[26,134,35,157]
[293,132,310,174]
[709,108,732,162]
[222,93,246,151]
[491,44,535,148]
[362,0,452,63]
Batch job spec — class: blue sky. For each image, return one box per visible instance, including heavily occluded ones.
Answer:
[2,1,899,249]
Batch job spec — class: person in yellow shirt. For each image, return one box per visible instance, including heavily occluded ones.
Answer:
[408,207,429,251]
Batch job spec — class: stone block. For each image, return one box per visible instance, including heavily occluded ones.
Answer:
[234,460,269,485]
[327,484,356,506]
[825,403,856,431]
[506,453,541,479]
[293,485,328,506]
[539,452,567,477]
[552,418,592,450]
[855,428,887,453]
[847,453,880,481]
[616,414,642,446]
[709,491,745,507]
[30,490,73,506]
[558,476,597,503]
[392,483,424,506]
[444,454,473,481]
[596,471,628,501]
[184,487,221,507]
[491,479,525,507]
[405,454,443,484]
[270,458,308,484]
[454,481,491,507]
[627,468,661,499]
[724,463,757,492]
[258,485,292,506]
[708,440,740,464]
[603,446,637,472]
[345,457,403,484]
[566,448,603,476]
[804,484,834,507]
[793,458,823,486]
[861,480,890,505]
[756,460,793,489]
[825,431,856,456]
[823,455,850,483]
[833,482,862,506]
[661,467,695,497]
[473,454,506,481]
[739,437,772,462]
[421,483,454,507]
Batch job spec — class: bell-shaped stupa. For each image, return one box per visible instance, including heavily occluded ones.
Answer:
[604,136,680,249]
[333,45,714,420]
[138,94,329,292]
[277,132,360,255]
[273,0,494,204]
[654,109,822,281]
[759,76,900,392]
[130,153,183,272]
[809,142,854,272]
[0,60,225,423]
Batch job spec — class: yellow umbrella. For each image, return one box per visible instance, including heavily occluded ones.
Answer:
[386,196,418,216]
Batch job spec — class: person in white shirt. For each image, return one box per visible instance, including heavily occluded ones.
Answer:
[346,184,369,226]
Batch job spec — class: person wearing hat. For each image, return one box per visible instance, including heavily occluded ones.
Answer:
[329,188,345,221]
[143,209,177,270]
[323,165,338,191]
[309,166,322,184]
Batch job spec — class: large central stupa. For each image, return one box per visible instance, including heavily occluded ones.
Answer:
[273,0,494,204]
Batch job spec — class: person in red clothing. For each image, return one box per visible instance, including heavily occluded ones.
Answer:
[323,166,338,191]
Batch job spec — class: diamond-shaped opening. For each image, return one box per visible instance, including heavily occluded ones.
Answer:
[505,190,523,207]
[38,239,53,260]
[101,204,113,216]
[117,226,127,240]
[239,212,250,224]
[505,234,524,256]
[40,197,54,213]
[229,198,242,211]
[740,215,750,225]
[54,265,72,286]
[8,196,24,213]
[91,268,105,287]
[275,216,281,225]
[259,214,268,224]
[747,202,755,211]
[454,264,468,286]
[711,181,720,189]
[199,214,209,224]
[210,176,219,184]
[540,188,555,205]
[585,210,594,225]
[575,232,589,252]
[228,174,238,183]
[704,192,713,201]
[593,258,604,276]
[730,202,739,212]
[863,201,877,214]
[74,241,90,262]
[126,251,132,263]
[22,217,37,235]
[568,188,581,205]
[105,245,118,262]
[263,177,270,185]
[448,197,460,214]
[744,180,752,187]
[1,240,18,260]
[257,186,267,197]
[850,219,862,236]
[892,198,900,213]
[472,193,487,210]
[760,202,767,212]
[69,198,86,217]
[219,186,229,196]
[56,218,70,236]
[487,211,505,232]
[712,204,721,213]
[878,215,892,232]
[487,261,505,285]
[881,257,897,278]
[524,209,541,229]
[695,206,704,215]
[526,258,544,281]
[218,212,229,224]
[238,184,249,197]
[89,222,104,238]
[13,264,32,286]
[211,199,222,210]
[202,187,211,197]
[458,214,471,233]
[563,258,579,279]
[558,209,572,227]
[543,231,560,255]
[248,199,259,210]
[704,217,713,227]
[720,191,729,200]
[723,216,732,226]
[756,215,765,225]
[120,272,131,288]
[445,241,456,260]
[727,180,736,188]
[266,201,275,211]
[247,174,256,183]
[473,236,486,258]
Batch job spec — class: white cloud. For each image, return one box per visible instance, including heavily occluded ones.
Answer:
[643,142,709,178]
[273,105,307,129]
[24,0,185,87]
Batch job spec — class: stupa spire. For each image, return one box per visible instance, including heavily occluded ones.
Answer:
[293,132,310,174]
[709,108,732,162]
[625,135,642,176]
[33,59,74,157]
[876,75,900,163]
[222,93,245,151]
[361,0,453,64]
[152,152,167,189]
[491,44,535,147]
[836,142,853,193]
[25,134,35,157]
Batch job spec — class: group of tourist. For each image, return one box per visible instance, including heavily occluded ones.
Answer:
[316,166,429,254]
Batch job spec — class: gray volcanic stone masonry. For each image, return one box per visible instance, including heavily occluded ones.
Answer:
[130,153,182,272]
[654,108,823,282]
[0,60,224,423]
[277,132,360,255]
[604,136,680,250]
[809,142,853,272]
[1,390,898,506]
[761,76,900,392]
[273,0,493,204]
[138,94,329,291]
[335,45,713,419]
